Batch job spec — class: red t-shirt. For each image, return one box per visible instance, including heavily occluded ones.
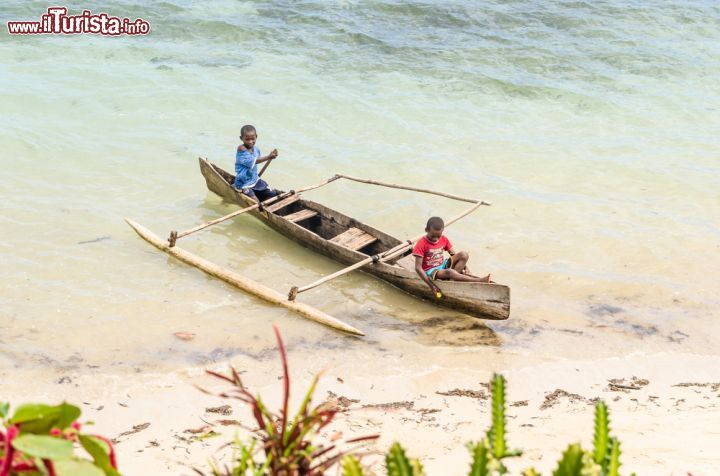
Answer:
[412,236,452,271]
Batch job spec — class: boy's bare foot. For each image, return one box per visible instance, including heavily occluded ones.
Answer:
[480,273,492,283]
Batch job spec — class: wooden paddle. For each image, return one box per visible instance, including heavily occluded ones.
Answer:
[258,155,275,177]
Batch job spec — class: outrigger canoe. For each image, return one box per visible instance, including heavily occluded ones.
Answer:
[199,158,510,320]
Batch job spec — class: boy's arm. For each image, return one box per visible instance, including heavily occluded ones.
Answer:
[415,256,440,293]
[256,148,279,164]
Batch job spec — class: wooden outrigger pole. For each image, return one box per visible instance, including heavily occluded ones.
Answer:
[287,177,490,301]
[125,218,364,336]
[167,175,342,247]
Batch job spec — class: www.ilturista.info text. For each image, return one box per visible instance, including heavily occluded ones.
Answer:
[7,7,150,36]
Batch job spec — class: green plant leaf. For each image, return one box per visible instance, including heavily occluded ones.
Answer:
[79,435,119,476]
[12,434,73,459]
[488,374,507,459]
[284,372,322,448]
[227,433,257,475]
[254,397,276,437]
[592,401,609,467]
[607,438,621,476]
[56,402,82,429]
[552,443,584,476]
[10,403,57,423]
[386,442,415,476]
[467,441,489,476]
[341,455,366,476]
[522,469,541,476]
[0,402,9,419]
[10,402,81,433]
[54,459,105,476]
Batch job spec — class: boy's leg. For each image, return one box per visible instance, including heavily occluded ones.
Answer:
[435,268,491,283]
[452,250,481,275]
[252,179,278,202]
[254,188,278,202]
[451,251,469,273]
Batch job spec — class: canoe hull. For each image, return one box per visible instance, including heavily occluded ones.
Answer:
[199,158,510,320]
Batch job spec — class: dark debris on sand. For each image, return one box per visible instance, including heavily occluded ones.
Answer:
[326,391,360,409]
[673,382,720,392]
[205,405,232,415]
[361,401,414,411]
[540,389,597,410]
[112,422,151,443]
[436,388,488,400]
[608,376,649,392]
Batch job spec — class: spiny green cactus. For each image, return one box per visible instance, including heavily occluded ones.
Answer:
[341,455,366,476]
[593,401,610,471]
[467,440,490,476]
[386,442,412,476]
[541,404,626,476]
[386,442,425,476]
[607,438,621,476]
[465,374,523,476]
[552,443,584,476]
[487,374,508,460]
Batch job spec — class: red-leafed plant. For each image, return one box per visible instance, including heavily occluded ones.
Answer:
[196,325,378,475]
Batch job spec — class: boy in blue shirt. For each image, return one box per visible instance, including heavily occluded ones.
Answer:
[234,124,279,201]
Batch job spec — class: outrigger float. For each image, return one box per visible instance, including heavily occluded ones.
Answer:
[125,158,510,336]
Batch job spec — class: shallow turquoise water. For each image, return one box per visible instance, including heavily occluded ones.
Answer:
[1,1,719,371]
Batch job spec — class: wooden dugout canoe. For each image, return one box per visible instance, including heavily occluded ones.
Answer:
[199,158,510,320]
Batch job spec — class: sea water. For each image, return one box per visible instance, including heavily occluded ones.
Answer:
[1,1,719,375]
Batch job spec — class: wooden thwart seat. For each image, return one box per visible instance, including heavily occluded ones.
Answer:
[265,194,300,213]
[329,227,377,251]
[284,209,318,223]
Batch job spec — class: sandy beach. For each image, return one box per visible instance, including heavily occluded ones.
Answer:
[3,343,718,475]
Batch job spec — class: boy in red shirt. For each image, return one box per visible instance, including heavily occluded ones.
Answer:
[412,217,491,296]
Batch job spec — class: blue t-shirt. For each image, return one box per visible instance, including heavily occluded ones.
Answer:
[234,146,260,189]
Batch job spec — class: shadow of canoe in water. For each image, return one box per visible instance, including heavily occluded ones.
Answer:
[415,315,502,347]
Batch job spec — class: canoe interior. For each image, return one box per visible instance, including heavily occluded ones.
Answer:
[202,158,510,320]
[208,162,405,259]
